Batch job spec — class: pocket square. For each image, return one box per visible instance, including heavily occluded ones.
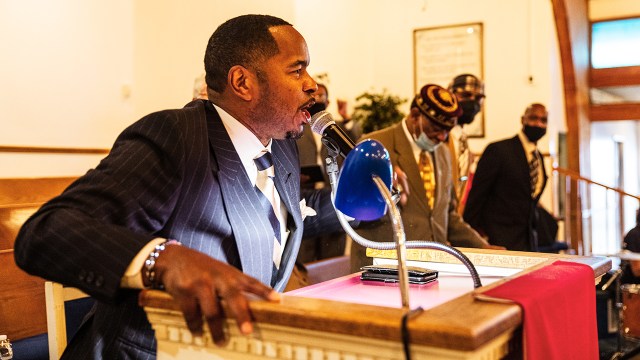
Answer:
[299,199,317,220]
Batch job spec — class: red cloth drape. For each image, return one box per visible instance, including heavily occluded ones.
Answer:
[478,261,598,359]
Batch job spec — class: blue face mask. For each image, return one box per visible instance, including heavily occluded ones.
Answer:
[413,118,439,152]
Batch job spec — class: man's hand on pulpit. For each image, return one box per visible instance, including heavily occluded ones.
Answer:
[152,244,280,346]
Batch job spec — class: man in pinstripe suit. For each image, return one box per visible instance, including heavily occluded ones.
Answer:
[14,14,341,359]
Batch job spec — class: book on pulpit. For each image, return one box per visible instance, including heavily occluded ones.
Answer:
[365,247,546,277]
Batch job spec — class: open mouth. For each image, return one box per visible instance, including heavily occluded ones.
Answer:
[301,99,316,123]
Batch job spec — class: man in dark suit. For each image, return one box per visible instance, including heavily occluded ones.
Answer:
[350,84,497,272]
[298,82,360,189]
[446,74,485,214]
[296,82,351,265]
[463,103,549,251]
[621,209,640,284]
[14,14,341,359]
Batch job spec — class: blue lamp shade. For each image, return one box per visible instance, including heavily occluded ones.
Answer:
[334,139,393,221]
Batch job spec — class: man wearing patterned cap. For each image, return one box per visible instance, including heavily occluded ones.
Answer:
[447,74,485,214]
[350,84,501,272]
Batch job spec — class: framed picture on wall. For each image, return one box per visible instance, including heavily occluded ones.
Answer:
[413,22,484,138]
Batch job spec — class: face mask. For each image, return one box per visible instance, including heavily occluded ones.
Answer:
[523,125,546,142]
[457,100,481,125]
[412,118,440,151]
[308,102,327,116]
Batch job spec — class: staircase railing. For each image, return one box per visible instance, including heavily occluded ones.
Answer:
[552,167,640,256]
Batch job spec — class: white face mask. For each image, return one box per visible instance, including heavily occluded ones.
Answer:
[412,118,440,152]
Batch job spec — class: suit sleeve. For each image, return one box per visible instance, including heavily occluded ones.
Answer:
[463,143,501,234]
[300,187,343,238]
[14,112,187,303]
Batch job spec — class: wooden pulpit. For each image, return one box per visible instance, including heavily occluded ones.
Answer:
[140,248,610,359]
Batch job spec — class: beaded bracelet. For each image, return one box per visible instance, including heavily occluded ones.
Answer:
[144,240,180,289]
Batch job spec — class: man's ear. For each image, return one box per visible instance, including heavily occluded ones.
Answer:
[228,65,256,101]
[409,107,422,122]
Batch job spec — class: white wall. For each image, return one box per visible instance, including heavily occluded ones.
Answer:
[0,0,295,177]
[295,0,563,209]
[132,0,296,119]
[1,0,134,147]
[296,0,563,158]
[1,0,636,179]
[1,0,134,177]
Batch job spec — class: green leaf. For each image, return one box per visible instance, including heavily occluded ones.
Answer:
[352,89,407,134]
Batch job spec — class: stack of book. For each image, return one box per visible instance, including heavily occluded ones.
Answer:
[365,247,548,277]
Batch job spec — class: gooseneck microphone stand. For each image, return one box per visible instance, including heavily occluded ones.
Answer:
[323,148,482,310]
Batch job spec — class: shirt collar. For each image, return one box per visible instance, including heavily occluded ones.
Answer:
[518,130,537,157]
[213,103,272,185]
[402,119,430,162]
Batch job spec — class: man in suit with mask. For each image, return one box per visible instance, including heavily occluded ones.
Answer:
[464,103,548,251]
[14,14,342,359]
[446,74,485,214]
[298,83,332,188]
[298,82,359,189]
[295,82,347,268]
[350,84,499,272]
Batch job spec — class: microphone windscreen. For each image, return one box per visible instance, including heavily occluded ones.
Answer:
[334,139,392,221]
[309,110,335,135]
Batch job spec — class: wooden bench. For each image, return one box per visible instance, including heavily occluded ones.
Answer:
[0,177,76,342]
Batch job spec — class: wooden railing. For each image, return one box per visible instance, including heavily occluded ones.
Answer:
[552,167,640,256]
[0,145,109,154]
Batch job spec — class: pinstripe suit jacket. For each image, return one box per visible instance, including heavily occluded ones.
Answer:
[351,122,487,272]
[463,135,547,251]
[14,100,340,359]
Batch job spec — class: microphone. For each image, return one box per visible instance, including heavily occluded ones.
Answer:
[309,110,356,158]
[311,110,401,204]
[334,139,392,221]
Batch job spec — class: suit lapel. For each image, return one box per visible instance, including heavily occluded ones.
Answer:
[535,147,547,201]
[511,136,532,194]
[392,124,430,213]
[432,145,451,210]
[271,140,303,290]
[204,103,274,286]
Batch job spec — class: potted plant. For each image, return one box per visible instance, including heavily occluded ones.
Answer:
[352,89,407,134]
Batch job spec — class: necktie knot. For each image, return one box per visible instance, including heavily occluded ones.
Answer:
[254,151,273,171]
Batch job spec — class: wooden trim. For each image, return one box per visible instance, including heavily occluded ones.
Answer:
[590,103,640,121]
[551,0,590,174]
[140,248,610,357]
[0,145,109,154]
[551,0,591,256]
[1,250,47,340]
[0,177,77,206]
[554,167,640,200]
[590,14,640,23]
[590,66,640,88]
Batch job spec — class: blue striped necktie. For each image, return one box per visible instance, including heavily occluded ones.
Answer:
[253,151,283,272]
